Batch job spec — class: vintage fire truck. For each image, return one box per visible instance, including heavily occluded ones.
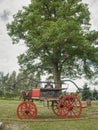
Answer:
[17,80,86,120]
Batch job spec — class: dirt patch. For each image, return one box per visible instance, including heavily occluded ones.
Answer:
[5,124,27,130]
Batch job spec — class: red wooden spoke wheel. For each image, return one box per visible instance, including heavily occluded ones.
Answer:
[52,100,60,116]
[58,95,82,119]
[17,101,37,119]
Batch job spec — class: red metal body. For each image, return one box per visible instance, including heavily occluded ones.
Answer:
[31,89,40,99]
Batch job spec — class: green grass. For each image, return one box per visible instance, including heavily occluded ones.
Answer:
[0,99,98,130]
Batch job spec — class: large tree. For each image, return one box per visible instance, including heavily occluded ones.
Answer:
[7,0,98,88]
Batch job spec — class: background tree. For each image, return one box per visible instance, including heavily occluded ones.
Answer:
[0,70,40,98]
[92,88,98,100]
[7,0,98,88]
[82,83,92,101]
[14,71,40,93]
[0,72,9,96]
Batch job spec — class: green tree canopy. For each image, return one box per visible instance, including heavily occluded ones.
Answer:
[7,0,98,88]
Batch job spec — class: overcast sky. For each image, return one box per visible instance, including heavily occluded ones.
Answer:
[0,0,30,74]
[0,0,98,75]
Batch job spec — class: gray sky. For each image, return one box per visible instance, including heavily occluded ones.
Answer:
[0,0,98,75]
[0,0,30,74]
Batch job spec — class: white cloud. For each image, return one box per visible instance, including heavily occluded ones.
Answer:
[82,0,98,30]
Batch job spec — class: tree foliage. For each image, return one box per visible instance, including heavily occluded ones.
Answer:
[7,0,98,88]
[0,71,40,98]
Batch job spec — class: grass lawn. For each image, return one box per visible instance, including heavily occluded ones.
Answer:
[0,99,98,130]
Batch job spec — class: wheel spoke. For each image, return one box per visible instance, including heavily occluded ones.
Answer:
[71,110,78,118]
[52,101,60,116]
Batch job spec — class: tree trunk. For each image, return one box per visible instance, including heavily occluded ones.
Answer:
[52,63,61,88]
